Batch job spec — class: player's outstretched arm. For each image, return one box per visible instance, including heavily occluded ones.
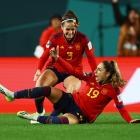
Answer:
[33,49,50,81]
[114,96,140,123]
[50,50,90,81]
[37,48,51,70]
[34,45,55,81]
[57,57,87,80]
[85,43,97,72]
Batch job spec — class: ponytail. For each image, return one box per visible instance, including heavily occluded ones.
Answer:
[103,60,126,88]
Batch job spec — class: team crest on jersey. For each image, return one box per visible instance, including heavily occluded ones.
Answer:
[46,40,51,48]
[60,46,64,49]
[76,43,81,50]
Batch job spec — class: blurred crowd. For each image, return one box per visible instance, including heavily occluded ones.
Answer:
[34,0,140,57]
[112,0,140,56]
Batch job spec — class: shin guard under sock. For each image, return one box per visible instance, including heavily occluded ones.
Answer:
[14,86,51,99]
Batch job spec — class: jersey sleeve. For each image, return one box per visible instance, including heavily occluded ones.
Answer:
[57,56,90,81]
[101,85,132,123]
[113,94,132,123]
[37,38,56,70]
[83,37,97,72]
[39,28,52,49]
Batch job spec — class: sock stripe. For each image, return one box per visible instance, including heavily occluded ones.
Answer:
[59,116,69,124]
[37,116,69,124]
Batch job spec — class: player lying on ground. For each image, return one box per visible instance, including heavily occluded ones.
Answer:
[0,54,140,124]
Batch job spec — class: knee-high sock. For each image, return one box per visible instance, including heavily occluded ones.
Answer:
[35,97,45,113]
[14,86,51,99]
[37,116,69,124]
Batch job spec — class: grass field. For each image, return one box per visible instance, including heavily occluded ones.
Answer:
[0,113,140,140]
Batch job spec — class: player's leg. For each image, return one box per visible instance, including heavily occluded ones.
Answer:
[19,68,59,124]
[35,68,58,114]
[64,75,81,93]
[36,69,58,87]
[17,112,79,124]
[13,86,66,123]
[0,85,63,104]
[0,84,14,101]
[37,113,78,124]
[63,113,79,124]
[15,90,79,124]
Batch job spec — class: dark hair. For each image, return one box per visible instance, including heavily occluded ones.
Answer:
[102,60,126,88]
[49,14,62,26]
[126,8,140,24]
[128,8,140,16]
[61,10,79,26]
[50,15,62,21]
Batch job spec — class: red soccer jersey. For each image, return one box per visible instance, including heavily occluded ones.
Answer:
[56,56,132,123]
[38,31,96,73]
[72,82,119,123]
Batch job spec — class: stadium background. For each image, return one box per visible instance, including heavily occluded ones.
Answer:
[0,0,140,113]
[1,0,139,57]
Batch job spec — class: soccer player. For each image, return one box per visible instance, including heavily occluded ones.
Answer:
[34,15,62,58]
[32,10,97,119]
[0,55,139,124]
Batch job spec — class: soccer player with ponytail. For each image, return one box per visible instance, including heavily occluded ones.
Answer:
[0,52,140,124]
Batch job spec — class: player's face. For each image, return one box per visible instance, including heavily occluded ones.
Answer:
[95,63,109,83]
[62,22,77,40]
[51,18,61,29]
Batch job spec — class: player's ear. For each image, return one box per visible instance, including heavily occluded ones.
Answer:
[105,72,110,79]
[61,22,64,29]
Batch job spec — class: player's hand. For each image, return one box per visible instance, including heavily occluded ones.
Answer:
[84,72,93,77]
[33,70,41,81]
[50,49,58,61]
[130,119,140,124]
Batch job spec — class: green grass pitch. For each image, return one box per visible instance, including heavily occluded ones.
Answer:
[0,113,140,140]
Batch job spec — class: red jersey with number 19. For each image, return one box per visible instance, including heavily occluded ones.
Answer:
[56,56,132,123]
[72,82,120,123]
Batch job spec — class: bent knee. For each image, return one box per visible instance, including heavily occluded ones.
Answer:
[64,76,81,93]
[36,69,58,87]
